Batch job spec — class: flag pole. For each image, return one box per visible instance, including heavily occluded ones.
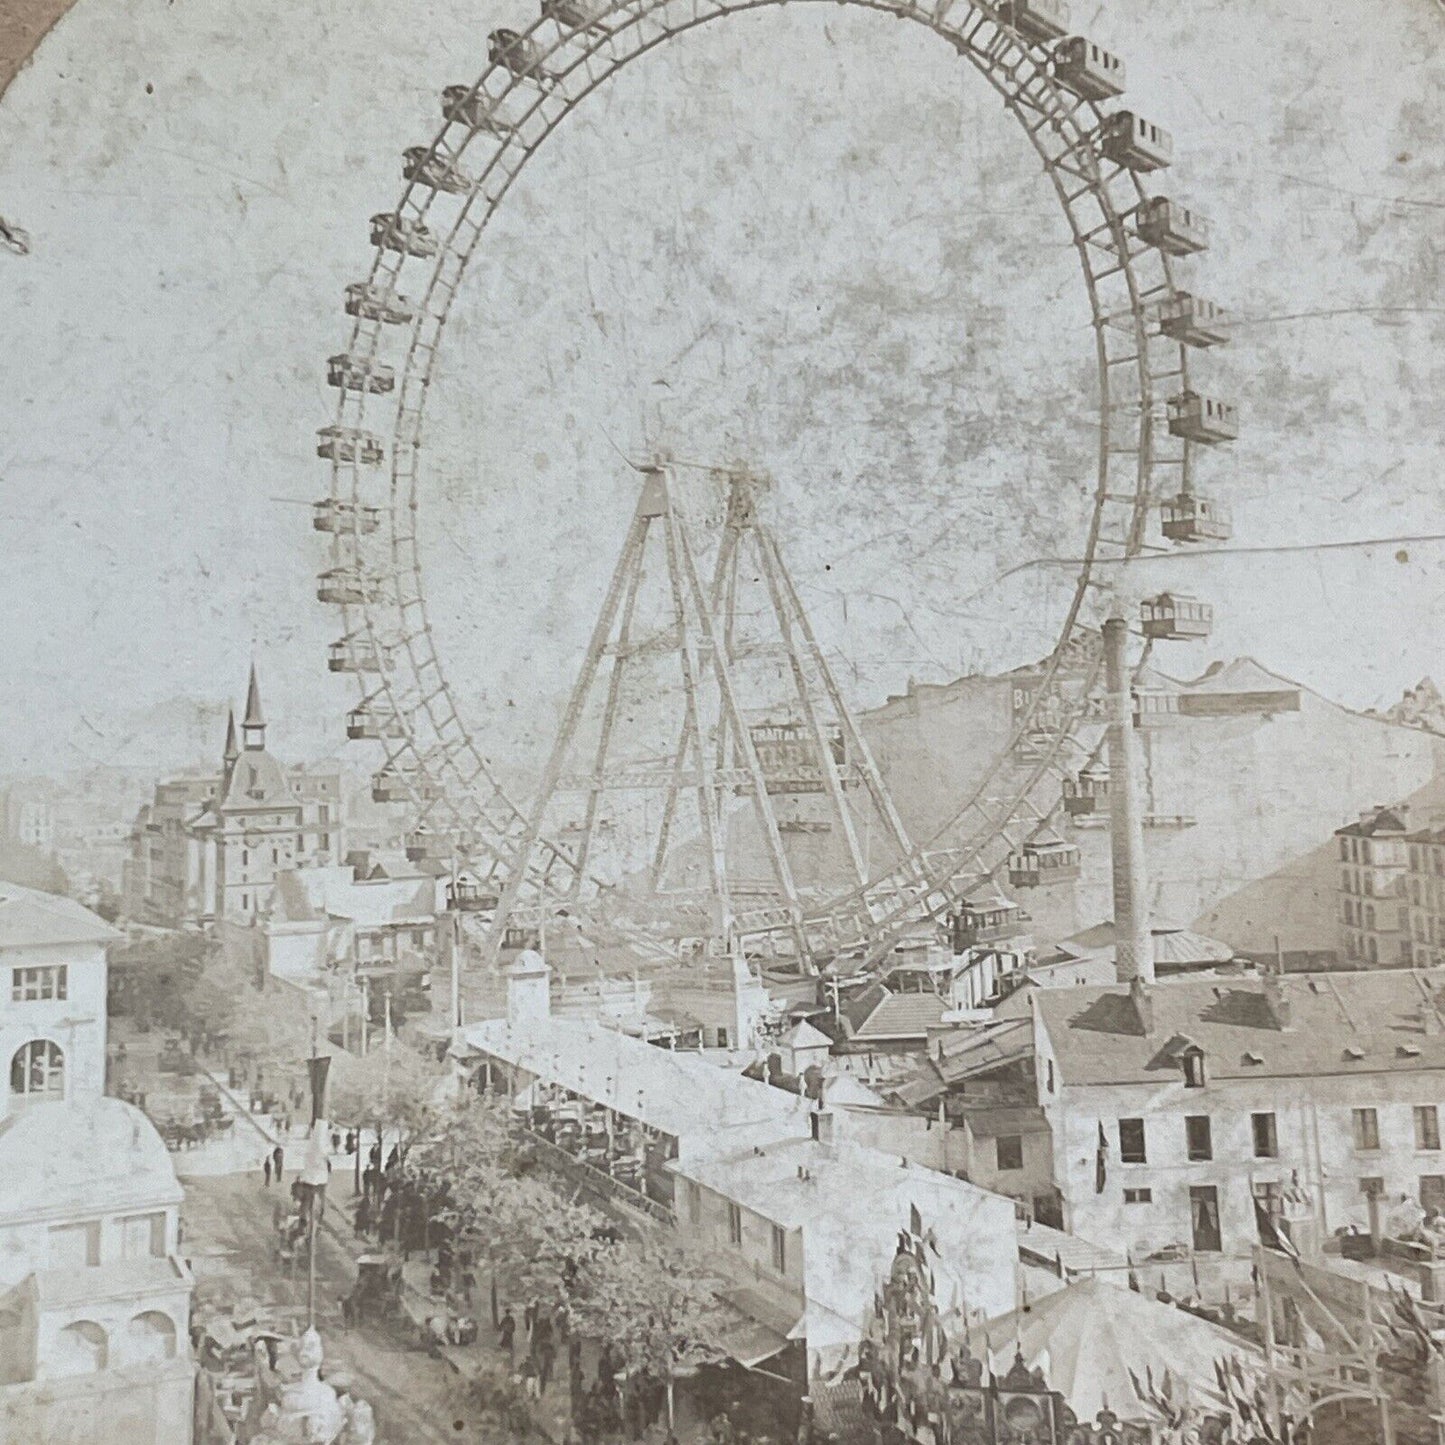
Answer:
[308,1013,318,1330]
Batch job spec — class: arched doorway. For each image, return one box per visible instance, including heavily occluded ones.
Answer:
[9,1039,64,1102]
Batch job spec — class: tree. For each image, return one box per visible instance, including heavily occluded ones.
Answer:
[327,1043,450,1145]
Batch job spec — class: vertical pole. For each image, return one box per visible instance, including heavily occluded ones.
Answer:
[1103,616,1153,984]
[308,1014,318,1331]
[450,905,462,1036]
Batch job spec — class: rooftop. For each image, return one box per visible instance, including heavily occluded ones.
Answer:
[461,1014,804,1146]
[0,883,119,951]
[0,1096,182,1226]
[1037,968,1445,1086]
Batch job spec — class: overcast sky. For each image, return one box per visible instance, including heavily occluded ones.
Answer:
[1,0,1443,779]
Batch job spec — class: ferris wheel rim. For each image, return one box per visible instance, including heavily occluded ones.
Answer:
[320,0,1209,953]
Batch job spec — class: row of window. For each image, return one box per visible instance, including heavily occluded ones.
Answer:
[1409,845,1445,875]
[1339,837,1406,866]
[50,1211,166,1268]
[10,965,68,1002]
[686,1182,787,1272]
[1112,1105,1438,1165]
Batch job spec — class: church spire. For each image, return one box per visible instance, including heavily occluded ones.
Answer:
[223,707,239,767]
[242,663,266,751]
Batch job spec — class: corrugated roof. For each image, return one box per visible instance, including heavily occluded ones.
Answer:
[0,883,119,949]
[1038,968,1445,1086]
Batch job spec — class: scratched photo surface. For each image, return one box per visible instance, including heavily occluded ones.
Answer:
[2,0,1444,1442]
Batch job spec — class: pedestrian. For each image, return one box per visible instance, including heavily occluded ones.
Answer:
[498,1306,516,1357]
[536,1337,556,1395]
[331,1127,341,1154]
[263,1154,273,1188]
[524,1298,537,1340]
[519,1354,541,1401]
[272,1143,284,1181]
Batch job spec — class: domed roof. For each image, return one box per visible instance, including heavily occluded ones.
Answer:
[0,1096,181,1225]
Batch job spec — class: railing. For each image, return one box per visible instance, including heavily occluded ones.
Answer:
[518,1126,674,1225]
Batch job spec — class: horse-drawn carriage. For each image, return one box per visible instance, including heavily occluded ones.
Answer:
[341,1254,405,1327]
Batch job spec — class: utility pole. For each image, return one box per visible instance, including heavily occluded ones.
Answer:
[1103,615,1153,985]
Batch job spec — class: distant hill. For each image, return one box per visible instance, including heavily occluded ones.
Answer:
[0,839,67,895]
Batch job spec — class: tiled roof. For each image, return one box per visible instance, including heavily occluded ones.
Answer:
[1037,968,1445,1087]
[0,882,119,949]
[847,988,947,1042]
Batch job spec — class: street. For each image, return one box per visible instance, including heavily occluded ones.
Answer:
[182,1170,501,1444]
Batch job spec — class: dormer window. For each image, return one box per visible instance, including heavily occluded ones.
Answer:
[1181,1046,1206,1088]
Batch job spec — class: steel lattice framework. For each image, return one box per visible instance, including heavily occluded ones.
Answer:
[316,0,1232,966]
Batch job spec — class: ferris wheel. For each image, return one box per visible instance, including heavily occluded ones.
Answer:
[314,0,1235,964]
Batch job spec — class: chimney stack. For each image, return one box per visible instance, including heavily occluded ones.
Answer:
[1262,972,1292,1030]
[809,1109,836,1152]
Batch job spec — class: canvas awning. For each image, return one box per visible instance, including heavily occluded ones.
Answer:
[710,1288,800,1369]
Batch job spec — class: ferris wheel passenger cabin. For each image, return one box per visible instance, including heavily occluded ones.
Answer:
[317,426,385,465]
[369,213,438,259]
[1140,593,1213,642]
[1160,492,1231,544]
[1007,838,1083,889]
[346,282,415,326]
[313,499,381,535]
[998,0,1070,44]
[406,826,453,863]
[1167,391,1238,444]
[948,893,1030,953]
[328,353,396,394]
[347,703,405,741]
[402,147,472,197]
[1098,112,1173,172]
[328,635,390,673]
[448,874,500,913]
[316,568,382,607]
[542,0,611,34]
[1134,197,1209,256]
[1062,767,1109,818]
[1157,293,1229,349]
[442,86,517,135]
[1053,37,1126,101]
[489,29,556,84]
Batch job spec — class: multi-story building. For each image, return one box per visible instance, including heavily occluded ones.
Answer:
[1406,821,1445,968]
[122,666,343,928]
[1026,968,1445,1257]
[0,884,193,1444]
[1334,803,1413,967]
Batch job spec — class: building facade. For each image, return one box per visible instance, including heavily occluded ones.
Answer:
[123,667,342,928]
[1030,969,1445,1257]
[0,888,193,1444]
[1334,803,1413,967]
[1406,822,1445,968]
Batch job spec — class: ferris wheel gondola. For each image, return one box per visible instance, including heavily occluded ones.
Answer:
[315,0,1237,964]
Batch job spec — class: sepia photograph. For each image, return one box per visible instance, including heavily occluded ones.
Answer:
[2,0,1444,1440]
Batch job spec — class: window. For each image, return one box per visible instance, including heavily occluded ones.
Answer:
[1251,1113,1278,1159]
[10,1039,65,1100]
[715,1027,729,1049]
[770,1224,787,1273]
[1340,838,1349,861]
[1422,1176,1445,1214]
[1123,1188,1152,1205]
[686,1182,701,1226]
[1353,1107,1381,1152]
[727,1202,742,1247]
[1046,1060,1055,1094]
[1118,1118,1147,1164]
[996,1135,1024,1172]
[11,965,68,1002]
[1420,1107,1444,1152]
[1181,1048,1206,1088]
[49,1220,100,1269]
[120,1212,166,1260]
[1185,1115,1213,1162]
